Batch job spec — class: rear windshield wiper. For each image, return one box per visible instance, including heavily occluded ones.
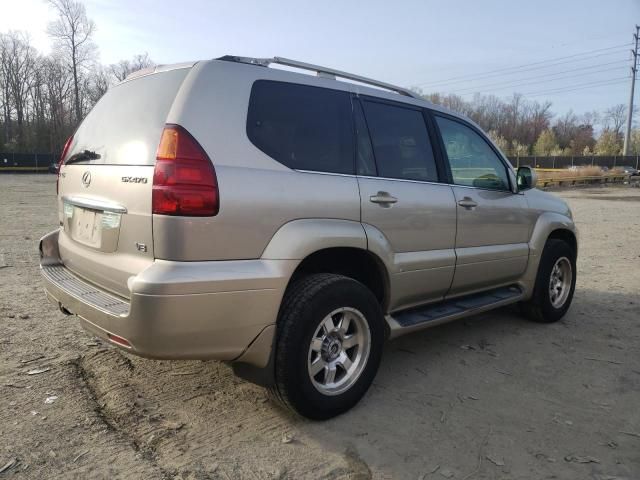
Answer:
[65,150,101,165]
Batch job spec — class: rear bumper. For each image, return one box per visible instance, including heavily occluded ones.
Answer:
[39,229,295,364]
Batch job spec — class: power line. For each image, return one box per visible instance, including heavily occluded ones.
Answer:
[450,60,630,95]
[419,49,630,89]
[527,79,629,97]
[522,77,631,97]
[525,80,628,97]
[417,35,629,81]
[415,43,632,88]
[546,33,630,49]
[417,43,632,87]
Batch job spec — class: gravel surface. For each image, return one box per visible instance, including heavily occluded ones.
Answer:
[0,174,639,479]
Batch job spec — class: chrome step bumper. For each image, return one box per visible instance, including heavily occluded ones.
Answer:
[41,264,129,316]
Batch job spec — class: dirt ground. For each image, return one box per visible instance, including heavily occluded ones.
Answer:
[1,174,639,480]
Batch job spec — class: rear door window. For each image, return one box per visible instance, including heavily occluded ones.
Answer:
[361,100,438,182]
[247,80,354,174]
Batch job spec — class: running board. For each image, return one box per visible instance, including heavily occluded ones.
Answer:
[387,285,524,339]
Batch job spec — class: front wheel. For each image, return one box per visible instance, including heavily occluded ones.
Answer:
[521,239,576,323]
[270,274,384,420]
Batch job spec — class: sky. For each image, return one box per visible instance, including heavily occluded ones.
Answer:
[2,0,639,117]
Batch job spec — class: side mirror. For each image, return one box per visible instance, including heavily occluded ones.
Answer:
[516,166,537,191]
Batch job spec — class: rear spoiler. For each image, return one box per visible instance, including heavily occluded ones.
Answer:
[123,61,198,83]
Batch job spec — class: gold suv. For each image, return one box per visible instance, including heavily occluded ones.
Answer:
[40,56,577,419]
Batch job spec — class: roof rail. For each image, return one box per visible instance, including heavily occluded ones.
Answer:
[217,55,420,99]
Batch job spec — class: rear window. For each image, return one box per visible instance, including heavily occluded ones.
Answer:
[362,100,438,182]
[246,80,354,174]
[68,68,189,165]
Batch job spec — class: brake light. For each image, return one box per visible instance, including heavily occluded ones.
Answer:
[152,125,219,216]
[56,135,73,195]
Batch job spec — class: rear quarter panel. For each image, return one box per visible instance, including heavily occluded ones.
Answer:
[155,60,361,261]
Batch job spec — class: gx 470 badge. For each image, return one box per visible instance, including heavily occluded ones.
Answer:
[121,177,148,184]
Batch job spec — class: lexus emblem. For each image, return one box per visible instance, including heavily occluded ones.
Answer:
[81,171,92,188]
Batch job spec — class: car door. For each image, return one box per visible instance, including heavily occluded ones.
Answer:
[432,113,531,296]
[355,97,457,311]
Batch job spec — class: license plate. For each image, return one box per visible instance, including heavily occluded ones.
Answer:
[72,207,101,247]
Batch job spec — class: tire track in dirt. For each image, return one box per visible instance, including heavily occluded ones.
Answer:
[0,357,165,479]
[70,355,174,478]
[79,349,372,479]
[4,176,640,479]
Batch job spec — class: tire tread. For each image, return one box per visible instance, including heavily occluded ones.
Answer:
[522,239,576,323]
[270,273,353,415]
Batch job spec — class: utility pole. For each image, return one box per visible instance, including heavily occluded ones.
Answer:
[623,25,639,155]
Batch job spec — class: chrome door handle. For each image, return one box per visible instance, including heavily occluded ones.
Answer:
[457,197,478,209]
[370,192,398,206]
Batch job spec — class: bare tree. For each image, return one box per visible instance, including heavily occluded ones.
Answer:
[0,27,153,154]
[425,91,552,153]
[503,93,523,141]
[602,104,626,136]
[0,35,10,148]
[581,110,600,128]
[109,53,154,82]
[87,66,110,104]
[0,15,632,159]
[42,56,74,153]
[0,32,37,149]
[30,57,49,151]
[522,100,553,147]
[47,0,95,123]
[552,110,579,150]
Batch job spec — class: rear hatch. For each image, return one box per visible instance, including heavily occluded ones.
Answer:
[57,67,191,298]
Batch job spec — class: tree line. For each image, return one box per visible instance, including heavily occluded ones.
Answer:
[419,91,640,157]
[0,0,153,156]
[1,0,638,158]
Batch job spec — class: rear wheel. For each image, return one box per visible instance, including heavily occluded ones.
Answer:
[521,239,576,323]
[270,274,384,420]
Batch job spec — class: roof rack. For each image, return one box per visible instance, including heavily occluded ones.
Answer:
[217,55,420,99]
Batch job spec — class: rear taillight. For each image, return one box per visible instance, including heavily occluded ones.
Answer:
[56,135,73,195]
[152,125,219,216]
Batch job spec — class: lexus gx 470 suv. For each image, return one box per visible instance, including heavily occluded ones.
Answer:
[40,56,577,419]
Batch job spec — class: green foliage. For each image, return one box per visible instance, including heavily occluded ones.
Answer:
[595,130,622,155]
[533,129,559,156]
[627,129,640,155]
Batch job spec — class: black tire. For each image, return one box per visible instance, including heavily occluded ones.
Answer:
[521,239,576,323]
[270,273,384,420]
